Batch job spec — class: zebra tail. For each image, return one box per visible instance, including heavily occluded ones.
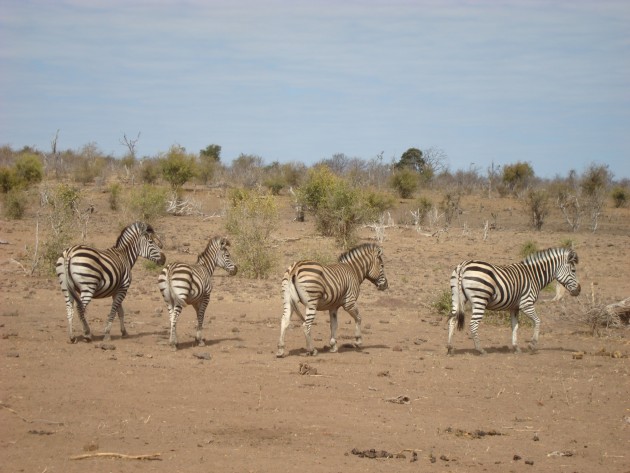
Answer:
[63,251,81,302]
[455,265,466,331]
[162,265,184,307]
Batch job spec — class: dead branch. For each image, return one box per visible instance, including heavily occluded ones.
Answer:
[70,452,161,461]
[0,402,64,425]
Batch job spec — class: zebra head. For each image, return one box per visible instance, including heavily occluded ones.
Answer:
[556,248,580,296]
[217,237,238,276]
[367,245,389,291]
[138,223,166,266]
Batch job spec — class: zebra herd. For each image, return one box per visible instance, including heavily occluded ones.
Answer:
[56,221,581,355]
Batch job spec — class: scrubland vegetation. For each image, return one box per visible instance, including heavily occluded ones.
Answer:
[0,141,627,283]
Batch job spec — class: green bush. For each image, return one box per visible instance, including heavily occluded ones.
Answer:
[432,289,452,316]
[160,145,197,194]
[611,187,628,208]
[363,190,395,218]
[389,168,418,199]
[2,189,27,219]
[520,240,538,258]
[226,188,278,279]
[14,153,44,187]
[127,185,168,224]
[0,167,18,193]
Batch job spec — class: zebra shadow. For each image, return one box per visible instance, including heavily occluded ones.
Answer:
[286,343,390,357]
[449,345,579,356]
[168,336,244,351]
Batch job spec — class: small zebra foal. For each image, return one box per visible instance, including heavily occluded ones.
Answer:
[157,236,237,350]
[56,221,166,343]
[277,243,388,357]
[447,247,581,355]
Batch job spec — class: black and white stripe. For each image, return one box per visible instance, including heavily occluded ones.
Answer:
[157,236,237,350]
[277,243,388,357]
[56,221,166,343]
[447,247,581,355]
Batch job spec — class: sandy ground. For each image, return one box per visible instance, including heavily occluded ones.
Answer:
[1,185,629,473]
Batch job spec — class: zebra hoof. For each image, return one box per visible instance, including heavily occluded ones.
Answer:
[69,337,78,344]
[513,346,522,354]
[329,344,338,353]
[276,348,285,358]
[170,344,178,352]
[83,335,93,343]
[121,331,129,338]
[477,349,487,356]
[528,344,538,353]
[446,347,454,356]
[307,348,318,356]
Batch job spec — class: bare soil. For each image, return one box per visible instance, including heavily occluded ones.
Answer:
[1,186,629,473]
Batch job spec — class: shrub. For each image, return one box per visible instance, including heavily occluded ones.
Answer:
[432,289,452,316]
[263,174,286,195]
[440,192,461,224]
[14,153,44,187]
[520,240,538,258]
[389,168,418,199]
[109,183,122,211]
[525,189,550,230]
[363,190,395,218]
[611,186,628,208]
[160,146,197,194]
[225,188,278,279]
[140,159,161,184]
[127,185,168,224]
[2,188,27,219]
[0,167,17,193]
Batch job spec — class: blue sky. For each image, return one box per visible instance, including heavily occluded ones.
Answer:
[1,0,629,178]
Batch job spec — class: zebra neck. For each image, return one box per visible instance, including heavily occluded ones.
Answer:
[522,261,556,290]
[114,238,141,265]
[197,250,218,274]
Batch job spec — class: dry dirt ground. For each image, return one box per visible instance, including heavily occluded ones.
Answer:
[1,185,629,473]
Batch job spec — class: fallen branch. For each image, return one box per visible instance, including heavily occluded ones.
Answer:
[70,452,161,461]
[0,402,64,425]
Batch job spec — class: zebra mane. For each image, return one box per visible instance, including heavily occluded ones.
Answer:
[522,247,577,266]
[115,221,151,248]
[338,243,380,263]
[196,236,229,262]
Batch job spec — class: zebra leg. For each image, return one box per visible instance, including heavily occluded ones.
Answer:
[522,306,541,352]
[345,305,363,349]
[510,309,521,353]
[303,307,318,356]
[118,304,128,338]
[169,305,183,350]
[470,305,486,355]
[103,290,127,342]
[446,314,458,355]
[63,294,77,343]
[193,297,209,347]
[276,298,294,358]
[76,302,92,342]
[328,309,339,353]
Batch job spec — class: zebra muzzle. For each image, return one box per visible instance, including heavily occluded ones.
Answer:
[570,284,581,296]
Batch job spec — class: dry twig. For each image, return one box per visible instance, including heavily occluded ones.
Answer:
[70,452,161,461]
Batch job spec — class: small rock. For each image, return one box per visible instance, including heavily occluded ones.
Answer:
[193,352,212,360]
[6,351,19,358]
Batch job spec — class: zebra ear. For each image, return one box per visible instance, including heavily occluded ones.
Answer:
[568,250,579,264]
[221,237,230,247]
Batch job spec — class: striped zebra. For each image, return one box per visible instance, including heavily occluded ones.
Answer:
[56,221,166,343]
[276,243,388,358]
[157,236,237,350]
[447,247,581,355]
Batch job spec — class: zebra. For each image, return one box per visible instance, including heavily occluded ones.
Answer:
[56,221,166,343]
[157,236,237,350]
[447,247,581,355]
[276,243,388,358]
